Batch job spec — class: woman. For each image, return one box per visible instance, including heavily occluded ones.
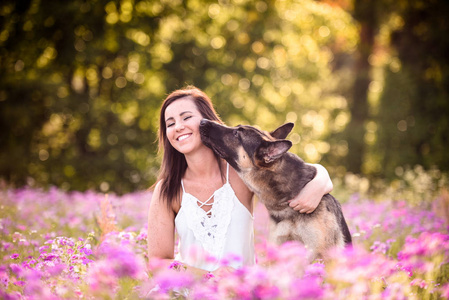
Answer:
[147,86,333,275]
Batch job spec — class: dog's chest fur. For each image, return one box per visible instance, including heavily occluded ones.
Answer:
[241,152,316,215]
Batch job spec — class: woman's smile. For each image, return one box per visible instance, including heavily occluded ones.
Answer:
[177,133,192,141]
[164,97,206,154]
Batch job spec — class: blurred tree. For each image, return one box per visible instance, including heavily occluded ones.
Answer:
[376,0,449,178]
[0,0,165,193]
[0,0,357,193]
[343,0,379,174]
[323,0,449,180]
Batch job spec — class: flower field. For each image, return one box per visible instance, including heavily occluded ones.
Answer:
[1,178,449,299]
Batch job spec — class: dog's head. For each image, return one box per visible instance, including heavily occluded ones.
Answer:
[199,119,293,172]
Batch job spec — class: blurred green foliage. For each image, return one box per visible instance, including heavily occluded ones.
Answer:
[376,0,449,179]
[0,0,448,193]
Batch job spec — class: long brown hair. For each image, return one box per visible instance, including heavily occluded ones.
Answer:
[154,86,224,209]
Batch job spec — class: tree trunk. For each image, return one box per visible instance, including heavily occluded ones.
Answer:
[345,0,377,173]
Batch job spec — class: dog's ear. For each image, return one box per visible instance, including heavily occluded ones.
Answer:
[256,140,292,164]
[270,123,294,139]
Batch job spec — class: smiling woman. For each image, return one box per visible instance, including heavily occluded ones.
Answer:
[164,100,204,155]
[147,86,334,275]
[154,87,225,210]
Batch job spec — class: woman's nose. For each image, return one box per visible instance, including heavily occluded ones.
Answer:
[175,122,184,131]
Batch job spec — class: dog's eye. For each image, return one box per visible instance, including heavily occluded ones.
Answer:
[233,130,239,137]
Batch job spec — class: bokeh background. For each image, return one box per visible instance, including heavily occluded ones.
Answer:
[1,0,448,195]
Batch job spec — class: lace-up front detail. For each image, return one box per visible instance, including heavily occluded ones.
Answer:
[181,182,234,258]
[175,163,255,271]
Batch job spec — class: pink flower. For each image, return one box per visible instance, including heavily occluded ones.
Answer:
[203,272,215,280]
[410,278,428,289]
[0,273,9,287]
[9,264,22,276]
[290,276,324,299]
[441,283,449,299]
[154,269,194,292]
[86,260,118,295]
[96,243,144,279]
[39,245,49,252]
[253,284,281,299]
[169,260,185,271]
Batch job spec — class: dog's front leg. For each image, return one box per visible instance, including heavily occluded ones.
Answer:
[269,218,321,261]
[268,219,297,244]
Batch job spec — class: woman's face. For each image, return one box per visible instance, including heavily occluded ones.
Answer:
[164,97,205,155]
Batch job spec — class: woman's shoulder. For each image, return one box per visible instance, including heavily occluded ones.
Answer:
[228,168,247,189]
[148,180,164,207]
[150,180,163,197]
[228,166,253,205]
[149,180,180,214]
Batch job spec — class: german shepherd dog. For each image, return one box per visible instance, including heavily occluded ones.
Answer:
[199,119,352,261]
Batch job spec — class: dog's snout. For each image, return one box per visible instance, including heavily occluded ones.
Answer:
[199,119,211,137]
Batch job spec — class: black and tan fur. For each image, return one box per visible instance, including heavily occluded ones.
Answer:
[199,119,352,261]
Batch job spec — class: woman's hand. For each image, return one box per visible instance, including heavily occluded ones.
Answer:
[212,266,235,278]
[288,164,333,214]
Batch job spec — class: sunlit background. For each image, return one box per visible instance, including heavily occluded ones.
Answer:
[1,0,448,195]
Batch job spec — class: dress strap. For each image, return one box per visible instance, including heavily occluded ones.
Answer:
[181,180,186,193]
[182,179,214,207]
[226,163,230,183]
[197,194,214,207]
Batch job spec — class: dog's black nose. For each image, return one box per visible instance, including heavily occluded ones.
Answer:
[200,119,209,126]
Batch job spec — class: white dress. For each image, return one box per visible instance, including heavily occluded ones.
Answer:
[174,164,255,271]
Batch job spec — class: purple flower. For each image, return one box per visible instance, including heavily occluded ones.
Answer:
[10,253,19,260]
[136,230,147,241]
[203,272,215,280]
[47,263,66,276]
[9,264,22,276]
[80,247,93,256]
[97,243,144,278]
[397,232,449,274]
[14,280,25,287]
[39,245,49,252]
[253,284,281,299]
[305,261,326,278]
[154,269,194,292]
[39,253,58,261]
[82,257,93,265]
[0,273,8,287]
[169,260,185,271]
[410,278,428,289]
[290,276,324,299]
[441,283,449,299]
[2,242,13,251]
[86,260,118,294]
[220,253,243,267]
[22,258,37,270]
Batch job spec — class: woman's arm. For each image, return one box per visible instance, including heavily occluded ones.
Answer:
[288,163,333,213]
[147,181,176,260]
[147,182,213,278]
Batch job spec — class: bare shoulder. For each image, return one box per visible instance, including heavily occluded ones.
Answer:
[149,180,176,217]
[150,180,163,205]
[228,166,254,211]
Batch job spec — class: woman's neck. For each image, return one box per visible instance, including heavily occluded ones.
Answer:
[184,147,223,180]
